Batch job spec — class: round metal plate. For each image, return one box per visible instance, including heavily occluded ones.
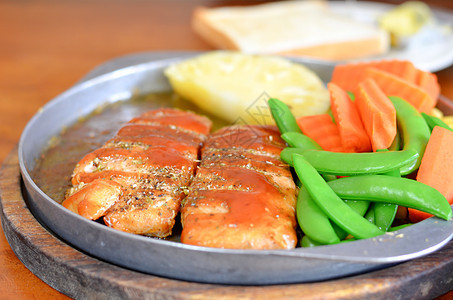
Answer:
[18,51,453,285]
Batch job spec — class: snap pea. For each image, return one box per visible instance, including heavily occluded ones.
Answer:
[364,203,376,224]
[374,203,398,231]
[388,130,401,151]
[340,237,357,243]
[322,174,338,182]
[268,98,302,134]
[281,148,419,176]
[328,175,453,221]
[421,112,453,133]
[389,96,431,175]
[373,149,399,231]
[332,200,371,240]
[297,186,340,245]
[298,186,371,245]
[300,235,323,247]
[281,131,334,181]
[281,132,322,150]
[304,234,357,246]
[293,154,385,239]
[388,224,412,232]
[346,199,373,216]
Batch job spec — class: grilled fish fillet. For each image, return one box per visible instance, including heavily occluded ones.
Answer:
[62,108,212,237]
[180,125,298,249]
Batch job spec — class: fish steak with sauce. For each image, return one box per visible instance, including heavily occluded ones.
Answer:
[181,125,298,249]
[62,108,212,237]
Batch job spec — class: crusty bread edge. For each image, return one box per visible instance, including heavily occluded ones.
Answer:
[278,35,390,61]
[191,5,389,61]
[192,6,242,51]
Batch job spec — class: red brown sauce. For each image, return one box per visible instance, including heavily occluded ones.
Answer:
[31,92,229,206]
[201,167,283,227]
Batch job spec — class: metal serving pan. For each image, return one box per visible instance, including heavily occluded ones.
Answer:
[18,51,453,285]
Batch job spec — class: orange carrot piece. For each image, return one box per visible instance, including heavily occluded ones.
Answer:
[328,83,372,152]
[355,78,397,151]
[409,126,453,223]
[297,114,345,152]
[331,60,417,92]
[372,60,417,83]
[415,69,440,107]
[365,67,435,113]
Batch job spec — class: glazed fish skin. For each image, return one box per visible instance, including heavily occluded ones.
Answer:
[62,108,211,237]
[181,125,297,249]
[62,179,122,220]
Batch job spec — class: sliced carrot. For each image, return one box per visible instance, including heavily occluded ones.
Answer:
[328,83,371,152]
[331,60,417,92]
[297,114,345,152]
[373,60,417,83]
[365,67,435,113]
[415,69,440,107]
[409,126,453,223]
[355,78,397,151]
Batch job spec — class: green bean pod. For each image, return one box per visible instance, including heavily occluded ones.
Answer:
[281,148,419,176]
[347,200,373,218]
[297,186,340,245]
[389,96,431,175]
[300,235,323,247]
[340,237,357,243]
[298,187,371,245]
[293,154,385,240]
[421,112,453,133]
[373,149,399,231]
[364,203,376,224]
[388,129,401,151]
[374,203,398,231]
[328,175,453,221]
[332,200,371,240]
[281,132,322,150]
[388,224,412,232]
[268,98,302,134]
[322,174,338,182]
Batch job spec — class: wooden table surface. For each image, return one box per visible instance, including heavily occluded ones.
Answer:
[1,0,453,298]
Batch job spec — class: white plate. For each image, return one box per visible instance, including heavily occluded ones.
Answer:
[329,1,453,72]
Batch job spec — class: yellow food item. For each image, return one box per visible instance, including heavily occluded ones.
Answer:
[431,107,444,119]
[164,51,329,125]
[432,108,453,129]
[443,116,453,129]
[378,1,433,47]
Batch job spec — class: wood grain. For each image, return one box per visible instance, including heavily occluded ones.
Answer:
[0,0,453,298]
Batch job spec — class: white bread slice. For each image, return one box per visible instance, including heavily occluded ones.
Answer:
[192,0,390,61]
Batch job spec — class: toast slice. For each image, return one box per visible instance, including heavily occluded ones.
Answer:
[192,0,390,61]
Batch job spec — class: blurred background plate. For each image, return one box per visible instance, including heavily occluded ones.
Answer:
[329,1,453,72]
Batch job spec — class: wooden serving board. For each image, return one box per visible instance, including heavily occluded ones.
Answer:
[1,147,453,300]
